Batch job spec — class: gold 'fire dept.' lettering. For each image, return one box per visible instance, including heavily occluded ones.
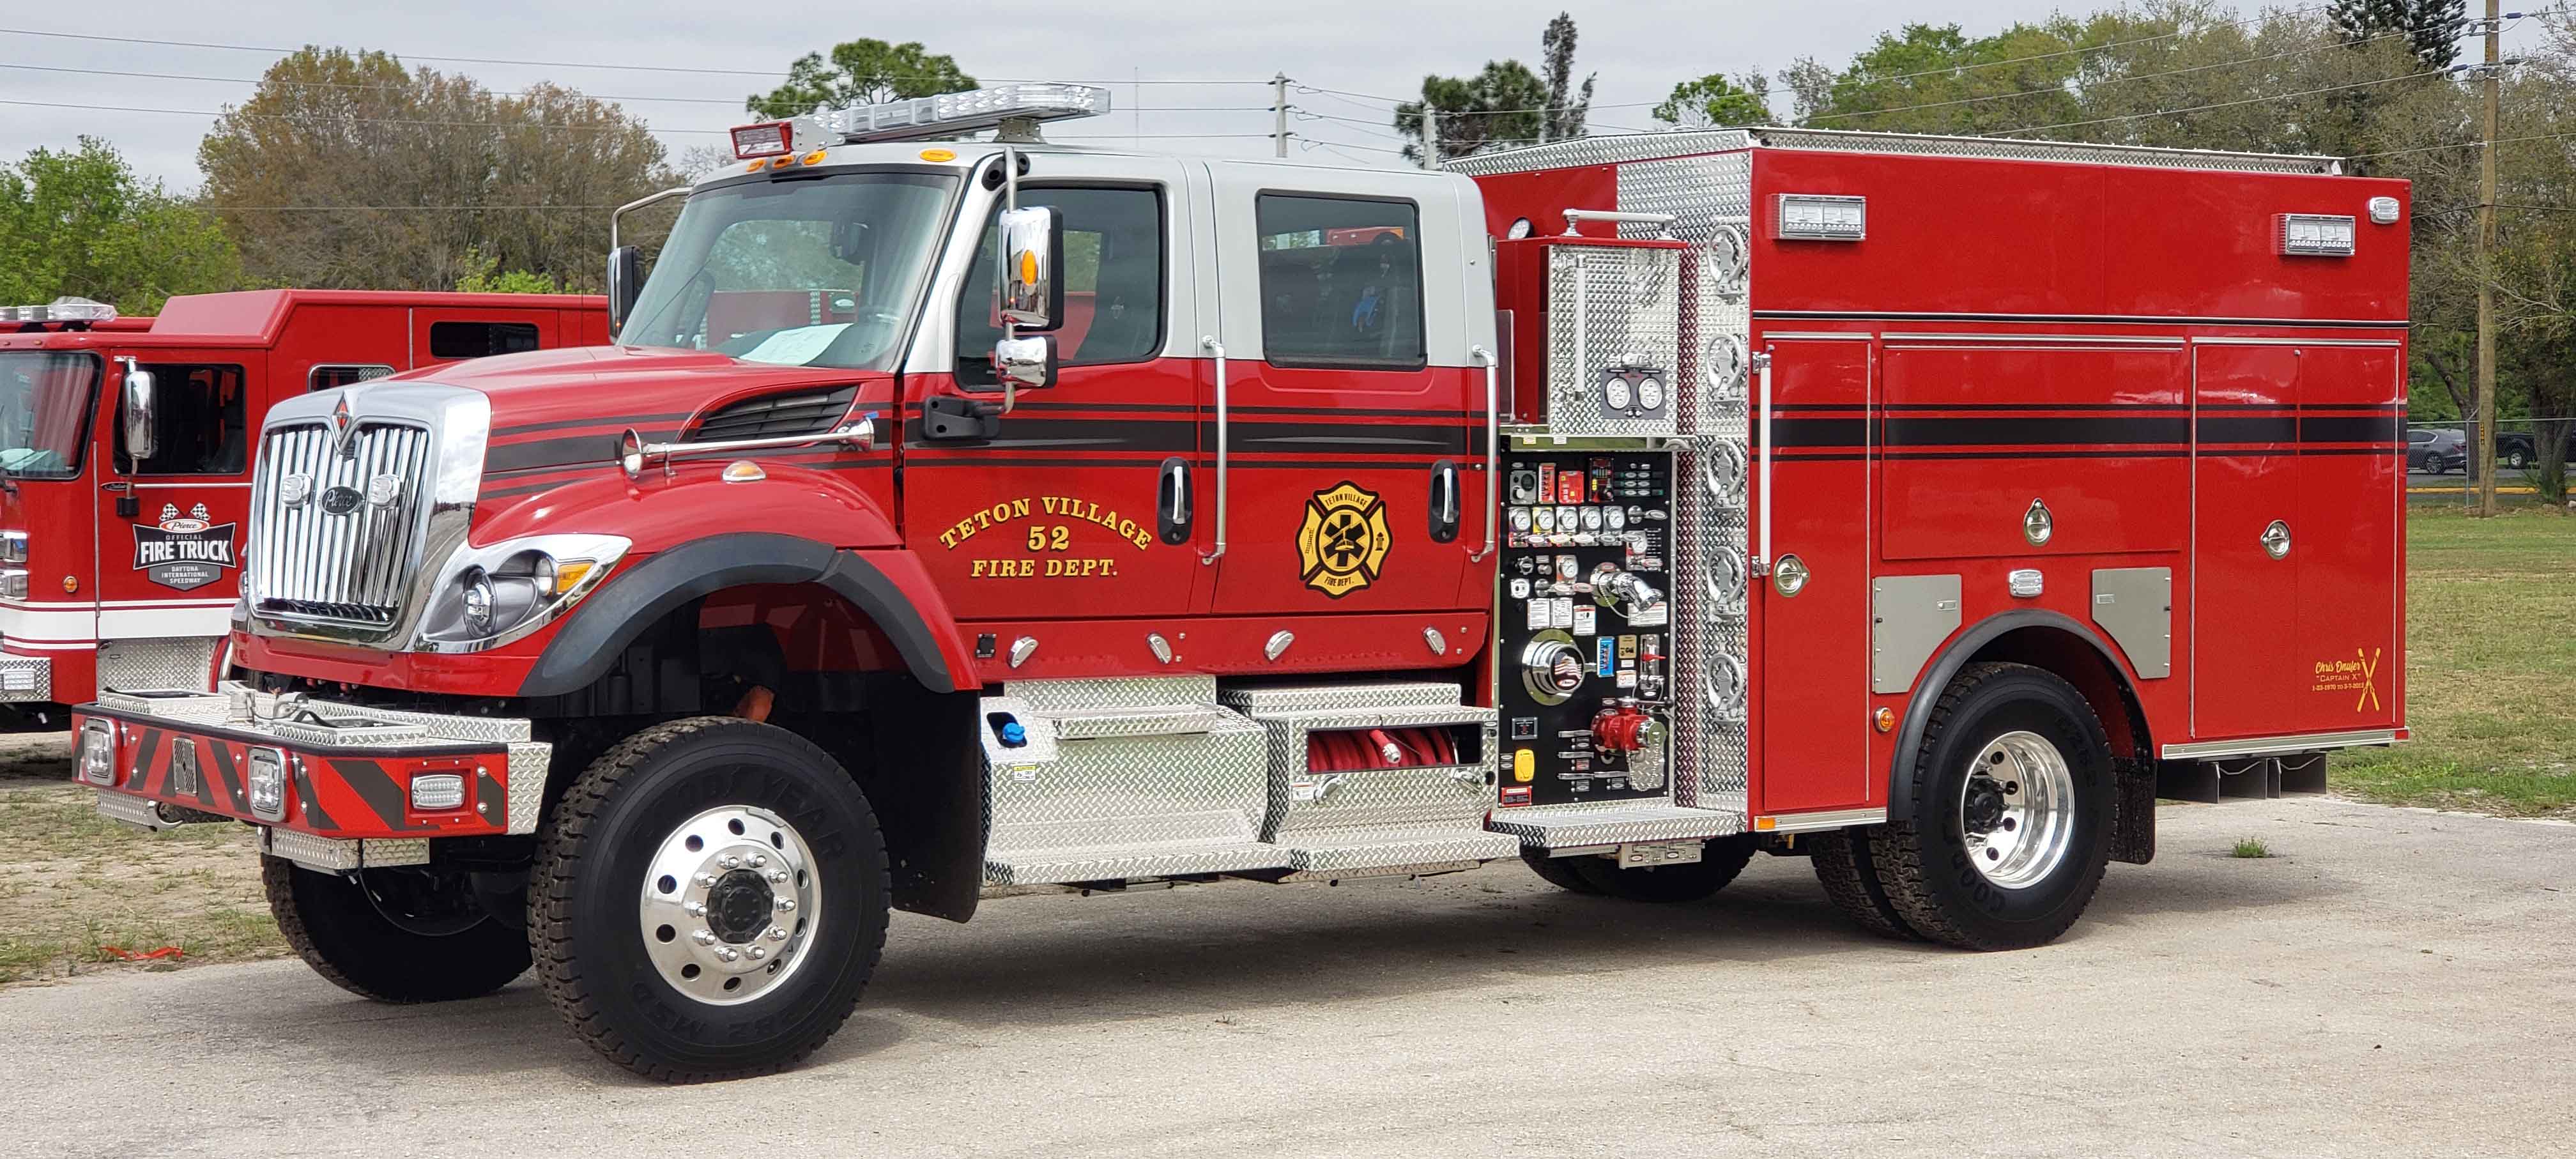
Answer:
[937,493,1155,578]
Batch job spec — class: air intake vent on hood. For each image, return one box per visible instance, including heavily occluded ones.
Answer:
[689,385,857,443]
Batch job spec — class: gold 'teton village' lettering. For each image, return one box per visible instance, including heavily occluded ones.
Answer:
[937,494,1154,552]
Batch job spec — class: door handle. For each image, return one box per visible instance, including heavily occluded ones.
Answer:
[1200,336,1229,565]
[1157,456,1193,545]
[1428,459,1460,543]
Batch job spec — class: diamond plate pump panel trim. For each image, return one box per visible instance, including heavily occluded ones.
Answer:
[1446,127,2336,177]
[96,637,217,695]
[977,690,1287,886]
[1540,243,1683,438]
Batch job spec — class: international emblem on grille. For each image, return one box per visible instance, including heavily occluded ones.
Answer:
[1294,482,1391,599]
[329,393,358,457]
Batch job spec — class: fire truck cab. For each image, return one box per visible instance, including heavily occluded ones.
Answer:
[1,291,608,731]
[67,86,2408,1082]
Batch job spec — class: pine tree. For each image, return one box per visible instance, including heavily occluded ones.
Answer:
[2331,0,2469,69]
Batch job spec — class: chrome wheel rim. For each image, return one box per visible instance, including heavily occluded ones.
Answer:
[1958,730,2076,889]
[637,804,820,1006]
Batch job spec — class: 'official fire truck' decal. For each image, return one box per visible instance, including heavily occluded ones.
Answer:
[133,503,238,591]
[1296,482,1391,599]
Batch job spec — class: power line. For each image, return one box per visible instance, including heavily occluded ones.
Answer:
[0,96,728,134]
[1807,27,2418,125]
[1814,4,2339,95]
[2350,128,2576,159]
[1993,69,2442,136]
[0,26,1271,84]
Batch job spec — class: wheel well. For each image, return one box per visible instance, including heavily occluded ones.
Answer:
[1959,626,2152,766]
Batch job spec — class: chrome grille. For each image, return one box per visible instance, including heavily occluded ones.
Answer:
[249,422,433,626]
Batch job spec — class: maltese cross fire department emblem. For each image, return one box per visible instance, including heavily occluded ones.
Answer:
[1295,481,1392,599]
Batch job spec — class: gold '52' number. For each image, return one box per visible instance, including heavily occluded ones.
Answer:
[1026,525,1073,552]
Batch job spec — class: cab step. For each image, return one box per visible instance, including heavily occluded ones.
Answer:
[1483,801,1747,853]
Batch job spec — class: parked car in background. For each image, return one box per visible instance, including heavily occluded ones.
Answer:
[2408,427,2467,473]
[2495,428,2576,472]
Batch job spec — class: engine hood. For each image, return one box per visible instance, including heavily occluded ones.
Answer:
[404,345,878,435]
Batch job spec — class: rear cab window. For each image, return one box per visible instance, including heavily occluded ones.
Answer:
[1254,194,1425,370]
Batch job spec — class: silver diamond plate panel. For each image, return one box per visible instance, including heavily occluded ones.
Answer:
[1621,151,1752,822]
[1276,859,1485,884]
[95,790,183,831]
[983,843,1287,886]
[1008,675,1218,712]
[981,699,1282,886]
[1282,833,1515,874]
[1047,705,1238,739]
[1540,245,1681,438]
[260,827,430,871]
[1483,802,1748,850]
[1446,127,2331,177]
[95,688,233,725]
[1218,681,1463,713]
[266,715,430,746]
[298,699,532,743]
[505,741,550,835]
[0,655,49,701]
[1246,707,1496,833]
[96,637,217,694]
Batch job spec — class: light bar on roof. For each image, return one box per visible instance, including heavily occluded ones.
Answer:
[816,84,1112,144]
[0,297,117,324]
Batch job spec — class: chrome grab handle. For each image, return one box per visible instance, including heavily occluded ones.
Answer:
[1200,336,1229,565]
[1469,344,1499,562]
[629,416,874,476]
[1561,209,1677,237]
[1751,349,1775,577]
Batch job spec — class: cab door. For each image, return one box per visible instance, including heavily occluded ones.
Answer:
[900,162,1206,624]
[1197,165,1482,616]
[93,352,260,691]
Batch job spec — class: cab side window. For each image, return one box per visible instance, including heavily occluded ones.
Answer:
[124,363,247,475]
[1255,194,1424,370]
[956,186,1164,385]
[428,321,541,359]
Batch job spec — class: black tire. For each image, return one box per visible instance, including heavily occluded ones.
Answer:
[1867,662,2115,951]
[2506,449,2530,471]
[263,856,530,1002]
[1805,829,1920,941]
[530,717,889,1082]
[1521,848,1604,893]
[1567,834,1758,903]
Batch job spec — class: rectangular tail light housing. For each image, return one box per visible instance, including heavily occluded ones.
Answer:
[730,121,793,160]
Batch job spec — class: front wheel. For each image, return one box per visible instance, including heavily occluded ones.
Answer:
[530,718,889,1082]
[2506,449,2531,471]
[1867,663,2115,950]
[263,857,530,1002]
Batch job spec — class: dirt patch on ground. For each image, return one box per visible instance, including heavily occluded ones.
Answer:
[0,731,284,985]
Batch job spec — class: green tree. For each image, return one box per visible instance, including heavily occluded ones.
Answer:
[0,137,241,315]
[1539,13,1595,142]
[452,246,562,294]
[1395,61,1551,163]
[1653,72,1772,128]
[745,40,976,119]
[197,47,676,293]
[2332,0,2469,68]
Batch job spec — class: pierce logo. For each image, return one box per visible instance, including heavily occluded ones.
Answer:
[1294,481,1392,599]
[134,502,236,591]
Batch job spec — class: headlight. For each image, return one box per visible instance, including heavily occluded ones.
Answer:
[0,569,24,600]
[1604,376,1633,411]
[0,530,25,564]
[78,721,116,786]
[411,533,629,652]
[246,747,288,821]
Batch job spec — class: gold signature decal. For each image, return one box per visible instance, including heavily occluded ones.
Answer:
[2310,647,2384,712]
[939,494,1153,580]
[1296,482,1391,599]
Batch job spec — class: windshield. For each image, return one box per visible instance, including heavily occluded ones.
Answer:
[0,351,100,479]
[620,171,960,371]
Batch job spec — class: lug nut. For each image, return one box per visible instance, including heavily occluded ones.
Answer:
[693,930,717,946]
[749,854,767,868]
[767,926,788,942]
[696,873,717,887]
[767,870,789,884]
[774,898,795,912]
[719,856,740,870]
[683,901,705,916]
[716,948,739,962]
[747,946,766,961]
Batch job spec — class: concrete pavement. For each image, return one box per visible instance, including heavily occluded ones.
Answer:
[3,796,2570,1158]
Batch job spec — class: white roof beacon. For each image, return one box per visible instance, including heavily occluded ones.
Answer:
[727,83,1115,160]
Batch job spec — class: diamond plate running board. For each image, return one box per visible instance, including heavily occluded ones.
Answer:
[984,841,1289,886]
[1484,802,1746,851]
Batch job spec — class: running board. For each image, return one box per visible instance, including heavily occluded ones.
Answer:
[1484,801,1747,852]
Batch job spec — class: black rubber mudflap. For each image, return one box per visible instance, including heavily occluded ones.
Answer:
[2110,759,2156,865]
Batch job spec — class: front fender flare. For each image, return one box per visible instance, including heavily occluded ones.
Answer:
[1882,609,2129,825]
[519,533,969,697]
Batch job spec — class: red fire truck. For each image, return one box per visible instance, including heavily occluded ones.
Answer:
[67,86,2407,1082]
[1,291,608,732]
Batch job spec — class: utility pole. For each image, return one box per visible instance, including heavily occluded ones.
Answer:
[2475,0,2501,516]
[1272,73,1289,159]
[1423,109,1440,171]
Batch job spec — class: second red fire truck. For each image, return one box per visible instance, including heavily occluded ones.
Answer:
[68,86,2407,1081]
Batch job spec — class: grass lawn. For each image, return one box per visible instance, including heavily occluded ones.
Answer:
[2331,507,2576,818]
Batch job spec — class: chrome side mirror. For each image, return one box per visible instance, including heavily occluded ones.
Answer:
[118,358,157,463]
[997,206,1063,330]
[606,245,643,332]
[993,335,1058,390]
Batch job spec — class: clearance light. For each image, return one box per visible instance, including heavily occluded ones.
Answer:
[815,83,1112,144]
[730,121,794,160]
[410,773,466,812]
[2278,213,2357,257]
[1774,194,1865,241]
[0,297,118,323]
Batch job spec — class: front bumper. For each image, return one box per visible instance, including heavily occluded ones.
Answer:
[72,686,549,864]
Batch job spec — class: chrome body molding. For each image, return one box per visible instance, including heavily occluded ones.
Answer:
[2161,729,2398,761]
[1758,806,1889,834]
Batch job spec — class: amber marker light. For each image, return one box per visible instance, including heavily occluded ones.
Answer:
[1874,707,1897,733]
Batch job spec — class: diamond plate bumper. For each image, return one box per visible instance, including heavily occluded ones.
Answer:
[0,654,49,702]
[72,683,548,841]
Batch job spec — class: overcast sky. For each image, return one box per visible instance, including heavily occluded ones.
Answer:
[0,1,2556,192]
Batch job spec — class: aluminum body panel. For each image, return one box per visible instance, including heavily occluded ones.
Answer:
[94,789,195,831]
[2160,728,2397,760]
[0,654,48,701]
[96,637,217,694]
[1871,574,1963,694]
[96,687,233,725]
[979,688,1285,886]
[1008,675,1218,712]
[260,827,431,871]
[1542,245,1682,438]
[1218,680,1465,714]
[1280,833,1516,873]
[1485,801,1748,850]
[1448,127,2335,178]
[2091,567,2174,679]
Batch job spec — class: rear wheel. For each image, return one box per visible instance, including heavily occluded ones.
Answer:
[1806,829,1919,941]
[1567,834,1758,903]
[530,717,889,1082]
[2506,447,2531,471]
[1867,663,2114,950]
[263,857,530,1002]
[1520,848,1602,894]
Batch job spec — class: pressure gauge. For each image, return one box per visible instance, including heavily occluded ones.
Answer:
[1510,507,1533,532]
[1557,507,1580,534]
[1581,506,1604,531]
[1604,376,1633,411]
[1605,506,1627,531]
[1533,506,1556,533]
[1636,376,1666,411]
